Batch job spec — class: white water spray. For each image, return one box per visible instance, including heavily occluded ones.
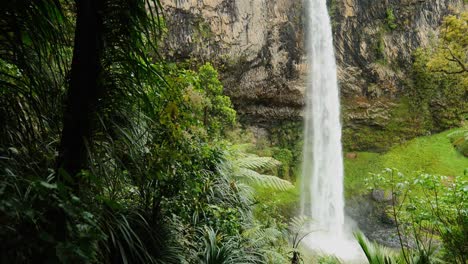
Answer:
[300,0,362,260]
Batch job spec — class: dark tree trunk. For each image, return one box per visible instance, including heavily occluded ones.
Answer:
[44,1,104,260]
[57,0,104,191]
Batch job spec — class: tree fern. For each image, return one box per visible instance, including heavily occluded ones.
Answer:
[235,168,293,191]
[243,226,288,264]
[222,147,293,191]
[234,156,281,171]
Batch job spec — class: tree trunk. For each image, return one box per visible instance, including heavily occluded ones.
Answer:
[57,0,104,191]
[44,1,104,260]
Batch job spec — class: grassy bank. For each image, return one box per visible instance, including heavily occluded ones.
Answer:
[344,128,468,198]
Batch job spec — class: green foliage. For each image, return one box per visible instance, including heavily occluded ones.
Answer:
[0,1,251,262]
[163,62,236,138]
[0,171,106,263]
[386,8,398,31]
[343,98,427,152]
[344,152,383,197]
[269,121,304,181]
[355,232,399,264]
[375,34,387,62]
[196,227,262,264]
[366,169,467,263]
[224,145,294,191]
[254,186,299,224]
[448,127,468,157]
[344,128,468,197]
[272,147,294,179]
[243,225,289,264]
[286,216,314,264]
[410,12,467,131]
[317,255,343,264]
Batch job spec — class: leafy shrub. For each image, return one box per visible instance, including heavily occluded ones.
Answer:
[410,12,467,131]
[366,169,468,263]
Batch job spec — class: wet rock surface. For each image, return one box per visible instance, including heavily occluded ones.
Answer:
[160,0,464,148]
[371,189,393,202]
[160,0,306,125]
[346,194,404,248]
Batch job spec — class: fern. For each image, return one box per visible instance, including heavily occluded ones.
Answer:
[236,168,293,191]
[243,226,288,264]
[222,145,293,191]
[234,156,281,171]
[243,226,283,248]
[355,232,400,264]
[288,216,313,249]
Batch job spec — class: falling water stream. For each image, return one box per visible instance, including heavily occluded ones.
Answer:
[300,0,362,260]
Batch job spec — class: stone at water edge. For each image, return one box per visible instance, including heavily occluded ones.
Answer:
[371,188,393,202]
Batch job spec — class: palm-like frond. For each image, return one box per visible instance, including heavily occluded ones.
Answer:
[236,168,293,191]
[197,227,263,264]
[243,226,283,248]
[287,216,313,249]
[223,146,293,191]
[234,156,281,171]
[355,232,400,264]
[0,0,73,158]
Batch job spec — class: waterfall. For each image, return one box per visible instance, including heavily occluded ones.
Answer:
[301,0,345,236]
[300,0,361,260]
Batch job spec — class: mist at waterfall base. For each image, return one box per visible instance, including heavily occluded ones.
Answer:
[300,0,363,261]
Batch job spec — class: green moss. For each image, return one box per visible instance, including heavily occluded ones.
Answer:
[272,148,294,180]
[375,33,387,63]
[328,0,339,30]
[343,97,427,152]
[269,121,303,181]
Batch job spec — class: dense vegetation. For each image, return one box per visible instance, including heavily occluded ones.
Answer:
[411,12,467,131]
[0,1,466,264]
[0,1,294,263]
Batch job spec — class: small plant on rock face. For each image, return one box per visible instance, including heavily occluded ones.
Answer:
[386,8,398,30]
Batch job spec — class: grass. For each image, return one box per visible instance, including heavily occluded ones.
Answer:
[380,129,467,176]
[344,128,468,197]
[344,152,382,198]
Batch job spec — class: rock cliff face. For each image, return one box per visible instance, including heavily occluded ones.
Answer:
[161,0,306,124]
[160,0,465,150]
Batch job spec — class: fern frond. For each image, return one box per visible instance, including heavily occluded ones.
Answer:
[355,232,399,264]
[263,249,289,264]
[236,168,293,191]
[234,156,281,171]
[289,215,312,232]
[244,226,283,247]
